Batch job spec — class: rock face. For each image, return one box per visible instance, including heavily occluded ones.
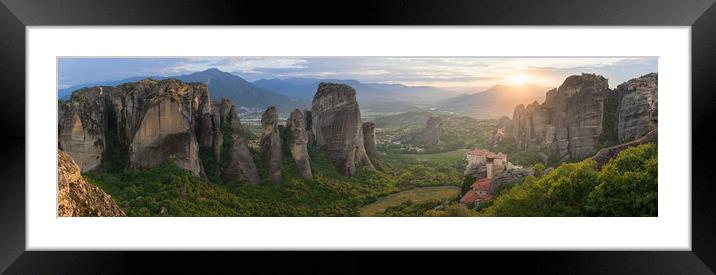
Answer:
[616,73,658,143]
[286,109,313,180]
[304,109,316,146]
[490,166,534,194]
[491,116,511,148]
[412,117,444,146]
[362,122,382,162]
[311,83,374,176]
[260,106,284,182]
[58,150,126,217]
[58,92,106,171]
[58,79,212,176]
[508,74,609,160]
[220,104,261,184]
[503,73,658,162]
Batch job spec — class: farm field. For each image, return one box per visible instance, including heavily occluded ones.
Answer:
[358,186,461,217]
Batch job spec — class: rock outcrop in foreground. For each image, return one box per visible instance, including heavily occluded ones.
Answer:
[311,83,374,176]
[286,109,313,180]
[260,106,284,182]
[58,150,125,217]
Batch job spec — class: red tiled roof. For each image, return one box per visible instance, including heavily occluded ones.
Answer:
[471,178,492,191]
[459,190,479,204]
[459,190,493,204]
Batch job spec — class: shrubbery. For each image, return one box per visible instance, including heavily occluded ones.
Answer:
[479,143,657,217]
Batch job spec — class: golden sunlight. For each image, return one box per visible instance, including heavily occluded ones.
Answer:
[510,74,528,85]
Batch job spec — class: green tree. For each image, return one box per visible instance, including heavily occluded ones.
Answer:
[532,163,545,178]
[586,144,657,216]
[481,159,599,216]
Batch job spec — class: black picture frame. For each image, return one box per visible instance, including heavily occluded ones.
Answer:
[1,0,714,273]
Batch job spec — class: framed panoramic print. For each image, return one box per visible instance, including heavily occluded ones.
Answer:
[2,0,716,273]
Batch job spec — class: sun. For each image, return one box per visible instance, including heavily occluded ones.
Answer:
[510,74,528,85]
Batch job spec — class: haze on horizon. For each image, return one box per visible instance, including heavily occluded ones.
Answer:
[58,57,657,92]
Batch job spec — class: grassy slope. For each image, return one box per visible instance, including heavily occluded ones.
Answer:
[358,186,460,216]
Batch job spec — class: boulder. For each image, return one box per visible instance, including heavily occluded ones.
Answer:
[311,83,373,176]
[58,150,126,217]
[286,109,313,180]
[260,106,284,182]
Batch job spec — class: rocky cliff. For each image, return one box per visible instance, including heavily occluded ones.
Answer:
[501,73,658,163]
[260,106,284,182]
[286,109,313,180]
[219,104,261,184]
[311,83,374,176]
[58,150,126,217]
[362,122,382,163]
[59,79,212,176]
[491,116,510,148]
[507,73,609,160]
[412,117,444,146]
[616,73,658,143]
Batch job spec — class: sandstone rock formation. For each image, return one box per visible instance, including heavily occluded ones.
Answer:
[58,92,106,171]
[362,122,382,163]
[286,109,313,180]
[220,104,261,184]
[490,166,534,194]
[58,79,213,176]
[58,150,126,217]
[412,117,444,146]
[260,106,284,182]
[304,109,316,146]
[504,73,658,163]
[491,116,511,148]
[508,74,609,160]
[311,83,374,176]
[616,73,658,143]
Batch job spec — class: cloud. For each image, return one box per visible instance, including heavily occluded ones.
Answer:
[58,57,657,90]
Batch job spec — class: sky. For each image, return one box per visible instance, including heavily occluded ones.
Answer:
[58,57,657,91]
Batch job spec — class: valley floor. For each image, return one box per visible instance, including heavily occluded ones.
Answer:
[358,186,460,217]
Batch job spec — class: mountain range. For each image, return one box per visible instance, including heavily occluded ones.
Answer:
[58,68,549,117]
[437,84,550,118]
[59,69,305,112]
